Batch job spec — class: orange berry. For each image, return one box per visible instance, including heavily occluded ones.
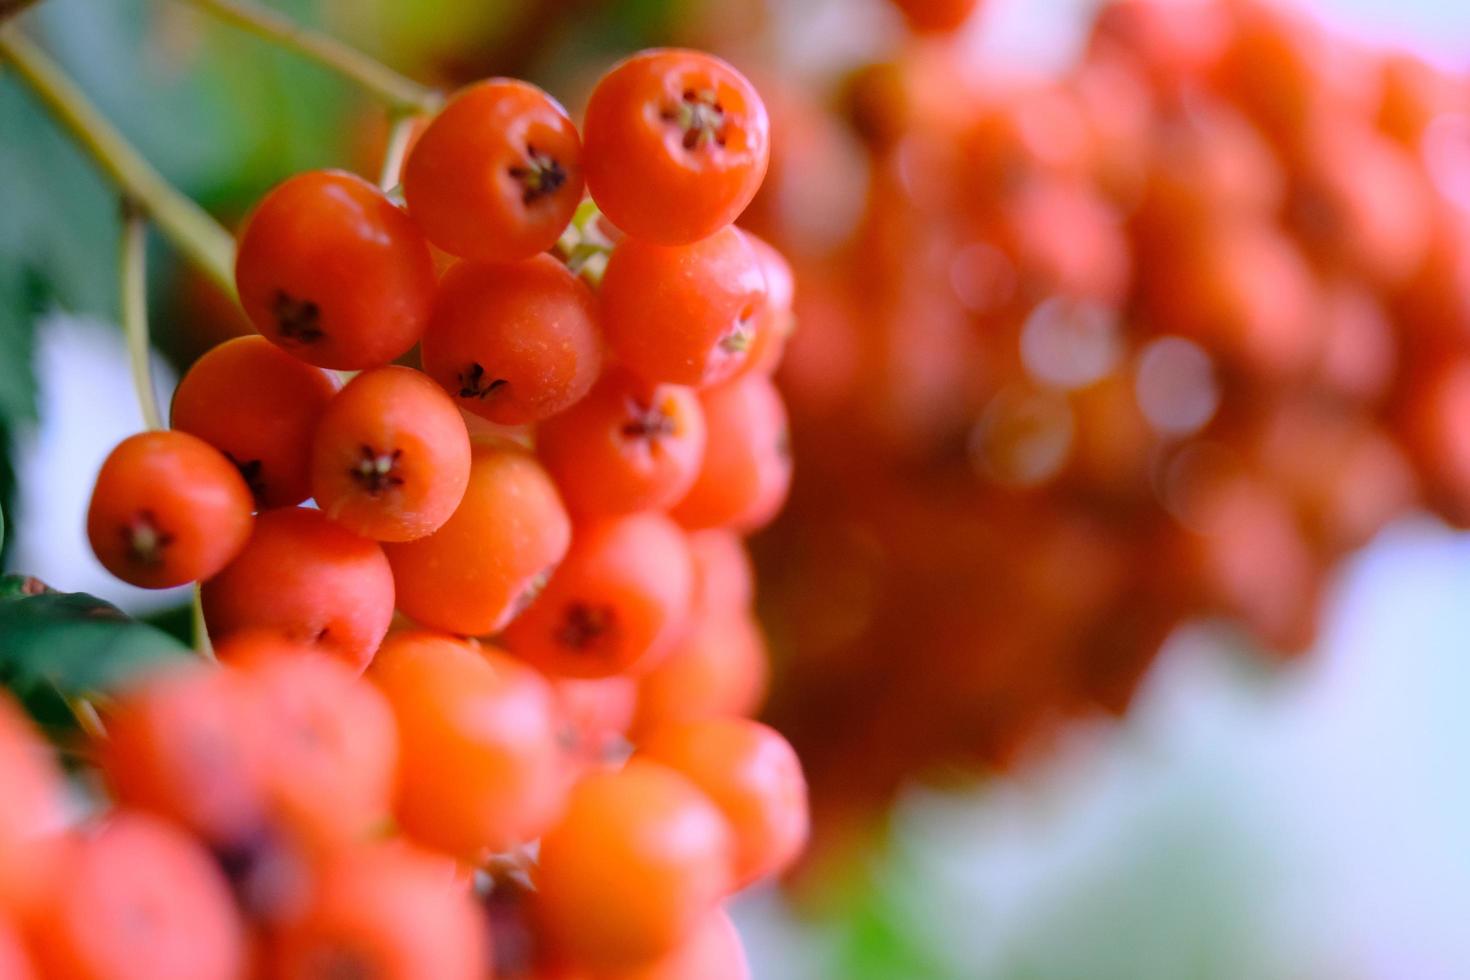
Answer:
[0,915,36,980]
[687,529,755,616]
[369,631,567,857]
[0,695,65,916]
[535,760,733,968]
[87,431,254,589]
[385,446,571,636]
[502,513,694,679]
[632,608,768,737]
[170,336,339,507]
[311,366,472,542]
[201,507,394,672]
[672,374,791,531]
[637,718,808,886]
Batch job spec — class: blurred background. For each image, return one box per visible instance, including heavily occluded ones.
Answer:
[3,0,1470,976]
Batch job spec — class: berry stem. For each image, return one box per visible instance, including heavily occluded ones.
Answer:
[176,0,440,115]
[119,202,164,431]
[0,26,237,297]
[378,111,417,191]
[191,583,216,661]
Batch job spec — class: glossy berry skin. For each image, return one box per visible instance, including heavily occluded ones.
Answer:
[687,529,755,615]
[403,79,583,263]
[733,233,796,379]
[269,841,488,980]
[171,336,339,507]
[637,718,808,887]
[234,647,399,848]
[311,366,471,542]
[421,255,602,425]
[28,813,245,980]
[535,760,733,969]
[87,431,254,589]
[583,49,770,245]
[0,695,64,916]
[201,507,395,673]
[502,512,693,679]
[537,369,707,517]
[369,631,567,857]
[235,169,436,370]
[632,608,768,738]
[889,0,982,33]
[600,227,767,387]
[385,446,571,636]
[98,665,267,851]
[543,907,748,980]
[672,374,791,531]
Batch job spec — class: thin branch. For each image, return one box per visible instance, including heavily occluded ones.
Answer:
[119,202,163,430]
[0,27,237,296]
[378,112,417,191]
[177,0,440,115]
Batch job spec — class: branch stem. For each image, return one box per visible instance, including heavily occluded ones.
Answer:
[378,112,417,190]
[119,203,163,430]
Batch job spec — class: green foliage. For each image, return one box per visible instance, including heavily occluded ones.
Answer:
[0,581,191,730]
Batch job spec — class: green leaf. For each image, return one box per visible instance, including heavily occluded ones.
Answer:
[0,583,192,730]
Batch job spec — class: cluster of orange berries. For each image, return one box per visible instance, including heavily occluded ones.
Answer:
[2,48,805,979]
[749,0,1470,815]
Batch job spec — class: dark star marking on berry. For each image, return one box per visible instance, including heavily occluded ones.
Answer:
[556,602,617,652]
[458,362,510,400]
[508,144,568,206]
[662,88,728,151]
[621,399,678,442]
[225,453,267,502]
[122,510,174,567]
[351,446,405,496]
[271,291,324,345]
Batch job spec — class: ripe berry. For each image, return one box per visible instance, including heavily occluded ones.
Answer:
[87,430,254,589]
[403,79,583,263]
[98,665,267,851]
[502,512,693,679]
[171,336,338,508]
[421,255,602,425]
[889,0,982,33]
[534,760,733,968]
[0,695,64,916]
[687,529,755,616]
[632,608,768,737]
[733,232,796,379]
[637,718,808,886]
[384,446,571,636]
[600,227,767,387]
[29,812,246,980]
[0,917,36,980]
[536,369,707,517]
[552,676,639,772]
[268,841,488,980]
[235,646,399,848]
[672,374,791,531]
[583,49,770,245]
[311,366,472,542]
[201,507,395,673]
[235,169,436,370]
[369,631,567,857]
[540,906,748,980]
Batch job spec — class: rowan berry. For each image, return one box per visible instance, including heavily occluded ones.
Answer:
[369,631,567,857]
[734,232,796,378]
[235,169,436,370]
[541,907,748,980]
[501,512,693,679]
[583,49,770,245]
[0,695,64,916]
[87,430,254,589]
[268,841,488,980]
[889,0,982,33]
[421,255,602,425]
[385,446,570,636]
[170,336,338,508]
[534,760,733,968]
[536,369,707,517]
[311,366,472,542]
[403,79,583,262]
[0,916,35,980]
[687,529,755,616]
[637,718,808,886]
[672,374,791,531]
[234,646,399,848]
[28,812,246,980]
[632,608,768,737]
[201,507,395,672]
[98,664,267,850]
[600,227,767,387]
[552,676,639,771]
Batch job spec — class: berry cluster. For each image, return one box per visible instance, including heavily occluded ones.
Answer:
[5,48,804,979]
[747,0,1470,816]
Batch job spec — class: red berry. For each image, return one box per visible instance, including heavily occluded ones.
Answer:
[672,374,791,531]
[600,227,767,387]
[403,79,583,262]
[0,694,65,916]
[583,49,770,245]
[236,169,435,370]
[421,255,602,425]
[87,431,254,589]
